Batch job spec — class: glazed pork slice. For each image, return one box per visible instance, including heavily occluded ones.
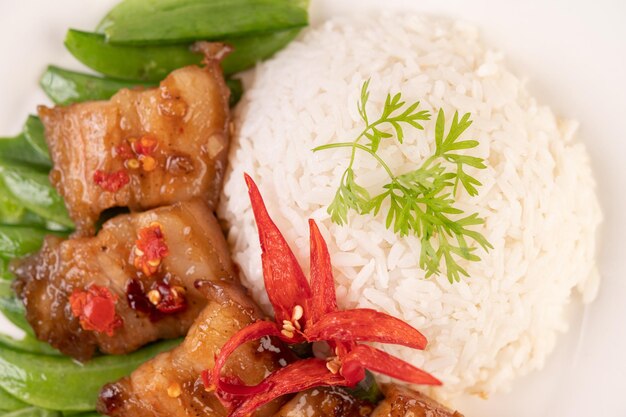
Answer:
[97,281,287,417]
[12,200,234,361]
[38,43,231,235]
[371,384,463,417]
[273,387,373,417]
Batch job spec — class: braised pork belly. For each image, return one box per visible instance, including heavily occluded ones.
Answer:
[273,387,372,417]
[97,281,287,417]
[38,43,231,235]
[12,200,234,361]
[371,384,463,417]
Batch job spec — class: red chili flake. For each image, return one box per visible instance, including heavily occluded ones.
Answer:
[125,278,186,321]
[150,283,187,314]
[132,135,158,156]
[69,285,122,336]
[133,223,169,276]
[204,174,441,417]
[125,279,153,315]
[93,169,129,192]
[114,142,134,160]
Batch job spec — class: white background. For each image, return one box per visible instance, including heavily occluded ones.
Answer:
[0,1,624,416]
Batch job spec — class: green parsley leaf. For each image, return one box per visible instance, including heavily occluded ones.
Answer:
[314,81,492,283]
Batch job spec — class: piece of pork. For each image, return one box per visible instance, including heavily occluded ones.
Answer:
[38,43,231,235]
[371,384,463,417]
[12,200,234,361]
[273,387,373,417]
[97,280,288,417]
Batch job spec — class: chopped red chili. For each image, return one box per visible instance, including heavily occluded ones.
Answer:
[93,169,130,192]
[133,223,169,276]
[126,278,186,321]
[114,142,134,160]
[152,282,186,313]
[132,135,158,156]
[69,285,122,336]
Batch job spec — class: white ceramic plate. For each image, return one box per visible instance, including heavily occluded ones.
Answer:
[0,1,624,416]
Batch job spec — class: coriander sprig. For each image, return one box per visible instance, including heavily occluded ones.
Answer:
[313,80,492,283]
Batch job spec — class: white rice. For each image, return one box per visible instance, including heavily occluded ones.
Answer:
[218,14,602,400]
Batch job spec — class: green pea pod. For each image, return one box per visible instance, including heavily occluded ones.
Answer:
[0,280,12,297]
[39,66,154,106]
[0,163,73,228]
[0,297,32,336]
[2,407,61,417]
[65,30,200,82]
[0,134,50,170]
[22,116,50,163]
[0,386,28,411]
[97,0,307,45]
[65,28,300,81]
[0,339,180,411]
[40,66,244,108]
[0,259,13,280]
[226,78,243,107]
[0,334,61,357]
[0,177,26,225]
[0,225,55,259]
[222,29,300,75]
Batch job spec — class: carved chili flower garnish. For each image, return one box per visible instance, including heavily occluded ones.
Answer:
[69,285,123,336]
[133,222,169,276]
[203,174,441,417]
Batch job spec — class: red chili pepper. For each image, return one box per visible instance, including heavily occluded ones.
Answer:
[69,285,123,336]
[133,223,169,276]
[132,135,158,156]
[93,169,129,192]
[153,282,186,314]
[205,174,440,414]
[114,142,135,160]
[226,359,349,417]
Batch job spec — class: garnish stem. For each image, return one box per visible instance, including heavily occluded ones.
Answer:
[313,142,396,180]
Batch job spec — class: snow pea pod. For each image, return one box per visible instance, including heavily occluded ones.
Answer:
[40,66,243,108]
[0,177,26,225]
[39,66,153,106]
[0,134,50,170]
[65,30,200,82]
[65,28,301,81]
[22,116,50,163]
[0,225,54,259]
[0,280,12,297]
[0,386,28,411]
[97,0,307,45]
[0,297,32,336]
[0,163,73,228]
[0,334,61,357]
[3,407,61,417]
[0,339,181,411]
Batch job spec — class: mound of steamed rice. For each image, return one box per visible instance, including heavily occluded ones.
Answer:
[218,14,602,400]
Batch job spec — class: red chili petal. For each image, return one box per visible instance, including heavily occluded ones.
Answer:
[307,219,337,325]
[244,173,311,322]
[228,359,348,417]
[209,320,282,394]
[304,309,428,349]
[341,344,442,386]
